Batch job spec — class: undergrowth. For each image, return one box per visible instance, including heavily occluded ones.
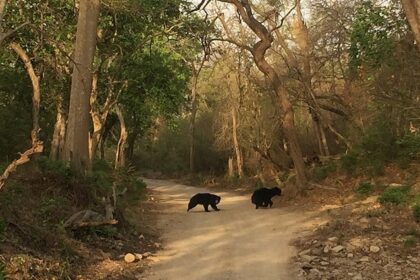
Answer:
[0,157,147,278]
[340,120,420,175]
[378,185,410,205]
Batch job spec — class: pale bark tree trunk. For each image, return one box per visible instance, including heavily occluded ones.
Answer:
[0,0,6,23]
[294,0,329,156]
[89,57,123,160]
[227,157,234,177]
[1,42,43,190]
[219,0,308,190]
[189,81,198,173]
[401,0,420,53]
[63,0,100,174]
[189,57,206,173]
[115,105,127,169]
[50,98,67,160]
[231,107,243,178]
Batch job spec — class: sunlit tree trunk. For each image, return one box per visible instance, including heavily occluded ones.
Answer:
[189,56,206,173]
[63,0,100,174]
[1,42,43,190]
[294,0,329,156]
[219,0,308,190]
[189,81,198,173]
[50,98,67,160]
[115,105,127,169]
[401,0,420,53]
[231,107,243,178]
[0,0,6,24]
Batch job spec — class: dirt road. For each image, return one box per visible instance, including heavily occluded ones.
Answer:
[142,179,311,280]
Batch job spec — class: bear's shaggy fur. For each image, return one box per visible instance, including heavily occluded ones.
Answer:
[187,193,221,212]
[251,187,281,209]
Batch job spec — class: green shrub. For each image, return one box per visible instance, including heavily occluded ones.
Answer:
[89,159,114,193]
[395,135,420,169]
[311,162,337,182]
[0,262,6,280]
[340,121,420,175]
[0,219,5,235]
[403,236,417,248]
[378,186,410,205]
[340,153,358,175]
[412,204,420,222]
[36,156,72,178]
[355,182,375,196]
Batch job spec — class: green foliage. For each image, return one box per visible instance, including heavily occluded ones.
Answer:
[0,262,5,280]
[89,159,114,193]
[412,204,420,222]
[396,135,420,169]
[311,162,337,182]
[403,236,417,248]
[349,1,403,70]
[0,219,6,235]
[378,186,410,205]
[412,196,420,222]
[36,156,73,178]
[340,153,358,175]
[340,120,420,175]
[354,182,375,196]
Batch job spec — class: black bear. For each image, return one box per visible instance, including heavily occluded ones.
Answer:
[187,193,221,212]
[251,187,282,209]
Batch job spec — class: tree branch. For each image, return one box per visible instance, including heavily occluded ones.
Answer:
[0,42,43,191]
[0,21,29,45]
[187,0,211,13]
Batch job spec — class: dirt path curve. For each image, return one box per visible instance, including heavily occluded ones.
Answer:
[141,179,312,280]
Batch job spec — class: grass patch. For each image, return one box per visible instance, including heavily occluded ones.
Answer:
[378,186,410,205]
[412,204,420,222]
[403,236,417,248]
[354,182,375,196]
[366,208,386,217]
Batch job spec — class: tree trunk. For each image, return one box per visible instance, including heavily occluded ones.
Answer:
[294,0,330,157]
[401,0,420,53]
[189,57,206,173]
[0,0,6,24]
[115,105,127,169]
[50,98,67,160]
[222,0,308,190]
[231,107,243,178]
[63,0,100,174]
[227,157,234,177]
[189,83,198,173]
[126,129,139,161]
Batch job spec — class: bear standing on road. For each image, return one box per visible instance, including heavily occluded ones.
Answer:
[187,193,221,212]
[251,187,282,209]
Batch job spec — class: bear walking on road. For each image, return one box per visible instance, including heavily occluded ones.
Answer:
[187,193,221,212]
[251,187,282,209]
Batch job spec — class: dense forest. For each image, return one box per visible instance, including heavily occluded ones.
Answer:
[0,0,419,279]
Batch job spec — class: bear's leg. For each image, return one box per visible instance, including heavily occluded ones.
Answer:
[268,199,273,208]
[203,204,210,212]
[210,203,220,211]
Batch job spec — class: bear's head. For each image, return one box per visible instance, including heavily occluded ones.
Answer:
[271,187,282,196]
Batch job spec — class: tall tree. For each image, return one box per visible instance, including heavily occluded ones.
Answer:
[218,0,308,190]
[63,0,100,173]
[401,0,420,53]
